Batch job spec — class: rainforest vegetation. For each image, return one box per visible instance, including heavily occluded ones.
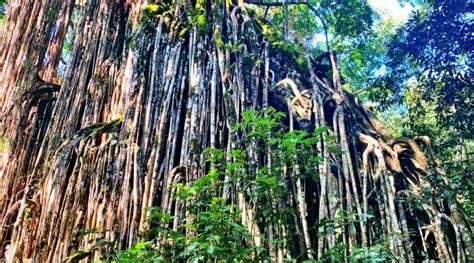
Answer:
[0,0,472,262]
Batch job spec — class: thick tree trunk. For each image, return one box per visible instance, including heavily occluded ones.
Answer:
[0,0,471,262]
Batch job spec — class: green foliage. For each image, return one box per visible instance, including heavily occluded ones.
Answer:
[255,19,308,68]
[330,0,474,218]
[349,242,396,262]
[257,0,378,93]
[381,102,474,218]
[265,0,375,44]
[67,106,404,261]
[66,230,114,263]
[0,137,9,152]
[141,3,173,21]
[0,0,6,22]
[226,108,333,251]
[300,209,395,262]
[139,1,210,41]
[335,18,400,94]
[313,0,375,39]
[213,28,224,47]
[143,3,161,15]
[140,2,178,34]
[185,0,209,36]
[104,108,333,261]
[113,169,266,262]
[374,0,473,140]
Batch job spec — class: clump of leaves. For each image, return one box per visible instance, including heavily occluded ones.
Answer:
[139,2,178,33]
[112,168,267,262]
[65,229,114,262]
[349,242,397,262]
[255,18,308,68]
[0,0,6,21]
[185,0,209,36]
[142,3,173,20]
[317,240,396,262]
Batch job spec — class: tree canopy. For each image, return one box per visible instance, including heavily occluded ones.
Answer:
[376,0,473,140]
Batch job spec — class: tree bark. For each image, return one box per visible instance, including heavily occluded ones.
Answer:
[0,0,471,262]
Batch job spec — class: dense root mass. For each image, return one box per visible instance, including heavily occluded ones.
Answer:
[0,0,471,262]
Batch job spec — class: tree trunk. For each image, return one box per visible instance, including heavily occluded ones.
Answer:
[0,0,471,262]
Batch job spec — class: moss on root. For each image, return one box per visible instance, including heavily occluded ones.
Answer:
[0,137,9,152]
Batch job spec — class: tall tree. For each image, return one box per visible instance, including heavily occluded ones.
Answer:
[375,0,473,140]
[0,0,470,262]
[370,0,473,221]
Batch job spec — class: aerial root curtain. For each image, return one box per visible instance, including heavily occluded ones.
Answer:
[0,0,471,262]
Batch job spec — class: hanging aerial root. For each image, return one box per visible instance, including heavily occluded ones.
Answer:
[230,5,250,30]
[358,132,387,180]
[238,192,263,248]
[389,137,428,172]
[55,117,123,156]
[161,166,186,214]
[273,78,312,119]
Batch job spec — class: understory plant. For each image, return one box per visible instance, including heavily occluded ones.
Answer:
[96,108,393,262]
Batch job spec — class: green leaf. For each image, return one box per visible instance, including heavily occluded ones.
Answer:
[207,244,216,255]
[256,175,277,187]
[179,241,200,257]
